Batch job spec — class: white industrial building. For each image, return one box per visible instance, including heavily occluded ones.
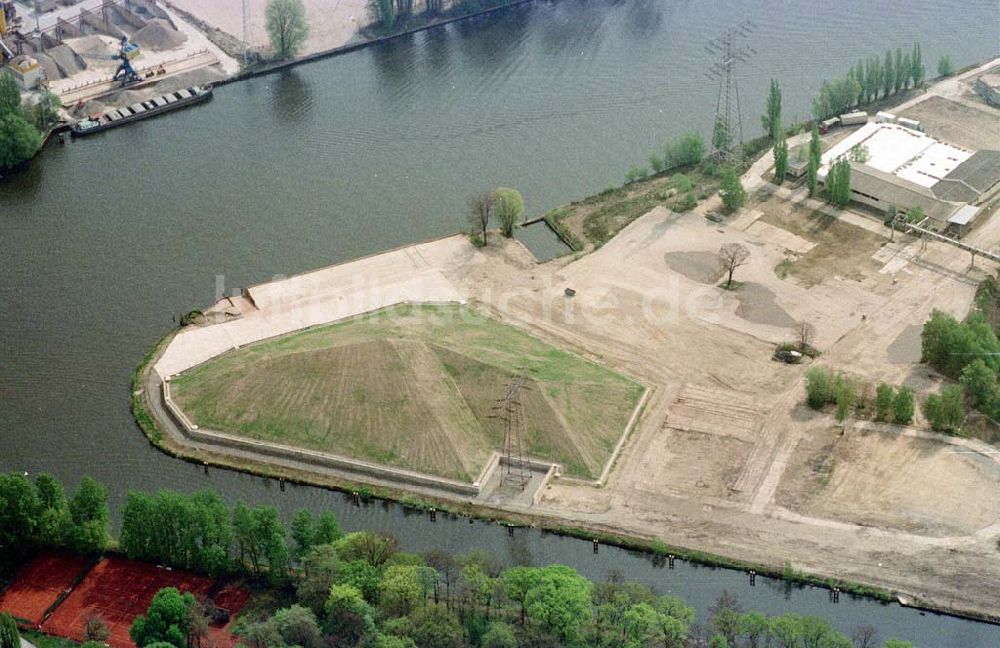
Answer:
[819,122,1000,233]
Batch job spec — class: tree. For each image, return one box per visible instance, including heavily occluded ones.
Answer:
[900,51,912,90]
[852,623,879,648]
[0,473,41,555]
[773,129,789,184]
[266,0,309,59]
[0,112,42,170]
[480,622,517,648]
[835,376,856,424]
[882,49,895,98]
[402,605,465,648]
[30,89,62,131]
[84,615,110,643]
[924,385,965,433]
[882,641,914,648]
[894,48,905,93]
[522,565,592,644]
[937,54,954,77]
[960,358,999,411]
[708,590,741,646]
[368,0,395,30]
[271,605,322,648]
[0,72,20,115]
[719,167,746,212]
[35,473,72,547]
[761,78,782,140]
[130,587,197,648]
[233,503,288,580]
[805,366,834,409]
[826,159,852,207]
[666,132,705,168]
[796,321,816,353]
[854,60,866,105]
[718,242,750,288]
[911,43,925,86]
[297,544,340,614]
[467,191,495,247]
[380,565,423,617]
[494,188,524,238]
[875,383,895,422]
[0,613,19,648]
[501,566,539,625]
[324,583,376,644]
[893,386,915,424]
[335,530,400,567]
[807,124,821,197]
[69,476,110,553]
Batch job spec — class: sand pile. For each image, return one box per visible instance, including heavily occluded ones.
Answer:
[46,44,85,76]
[133,19,187,50]
[68,35,115,58]
[75,99,106,118]
[105,89,149,106]
[153,66,226,93]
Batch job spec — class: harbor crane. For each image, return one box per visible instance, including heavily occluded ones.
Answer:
[79,36,143,86]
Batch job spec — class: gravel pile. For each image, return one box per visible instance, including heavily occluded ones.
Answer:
[664,251,725,284]
[133,19,187,50]
[46,44,85,76]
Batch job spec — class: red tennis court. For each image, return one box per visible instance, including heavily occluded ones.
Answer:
[39,557,248,648]
[0,553,91,625]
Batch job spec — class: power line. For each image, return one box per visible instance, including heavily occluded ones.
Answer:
[491,374,530,490]
[704,20,757,158]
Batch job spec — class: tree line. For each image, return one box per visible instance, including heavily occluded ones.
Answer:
[812,43,925,120]
[0,473,920,648]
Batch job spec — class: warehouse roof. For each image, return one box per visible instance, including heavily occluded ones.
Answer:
[850,164,962,222]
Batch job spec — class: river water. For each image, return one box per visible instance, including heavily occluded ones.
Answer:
[2,0,999,643]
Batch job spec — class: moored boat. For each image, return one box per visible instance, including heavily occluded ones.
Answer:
[71,85,213,137]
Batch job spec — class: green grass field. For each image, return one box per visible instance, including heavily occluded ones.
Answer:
[171,304,644,481]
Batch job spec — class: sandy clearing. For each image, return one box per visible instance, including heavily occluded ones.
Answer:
[167,0,369,55]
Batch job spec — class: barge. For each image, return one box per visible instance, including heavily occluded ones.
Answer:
[71,85,213,137]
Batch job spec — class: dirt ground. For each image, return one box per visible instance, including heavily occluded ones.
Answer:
[899,95,1000,151]
[777,424,1000,537]
[751,192,886,287]
[167,0,369,55]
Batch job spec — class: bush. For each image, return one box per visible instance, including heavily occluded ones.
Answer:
[937,54,954,77]
[875,383,895,422]
[649,153,666,174]
[924,385,964,433]
[718,167,746,212]
[893,386,914,424]
[805,367,834,409]
[624,165,648,184]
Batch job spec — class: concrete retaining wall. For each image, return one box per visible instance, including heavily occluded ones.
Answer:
[162,380,482,498]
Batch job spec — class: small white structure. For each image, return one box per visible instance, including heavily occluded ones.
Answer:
[875,111,897,123]
[897,117,923,132]
[7,54,40,89]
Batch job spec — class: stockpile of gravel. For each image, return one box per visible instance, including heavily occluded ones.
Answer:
[46,44,85,76]
[75,99,106,118]
[133,19,187,50]
[35,53,63,81]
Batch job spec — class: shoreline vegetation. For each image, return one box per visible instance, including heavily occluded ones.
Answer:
[0,472,926,648]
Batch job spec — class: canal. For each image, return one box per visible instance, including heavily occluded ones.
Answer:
[2,0,999,643]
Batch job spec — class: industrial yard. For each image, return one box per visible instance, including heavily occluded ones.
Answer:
[0,0,236,127]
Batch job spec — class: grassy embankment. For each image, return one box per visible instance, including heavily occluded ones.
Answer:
[169,304,644,482]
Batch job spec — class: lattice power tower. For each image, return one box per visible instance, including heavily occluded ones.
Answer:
[704,20,757,157]
[492,375,530,490]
